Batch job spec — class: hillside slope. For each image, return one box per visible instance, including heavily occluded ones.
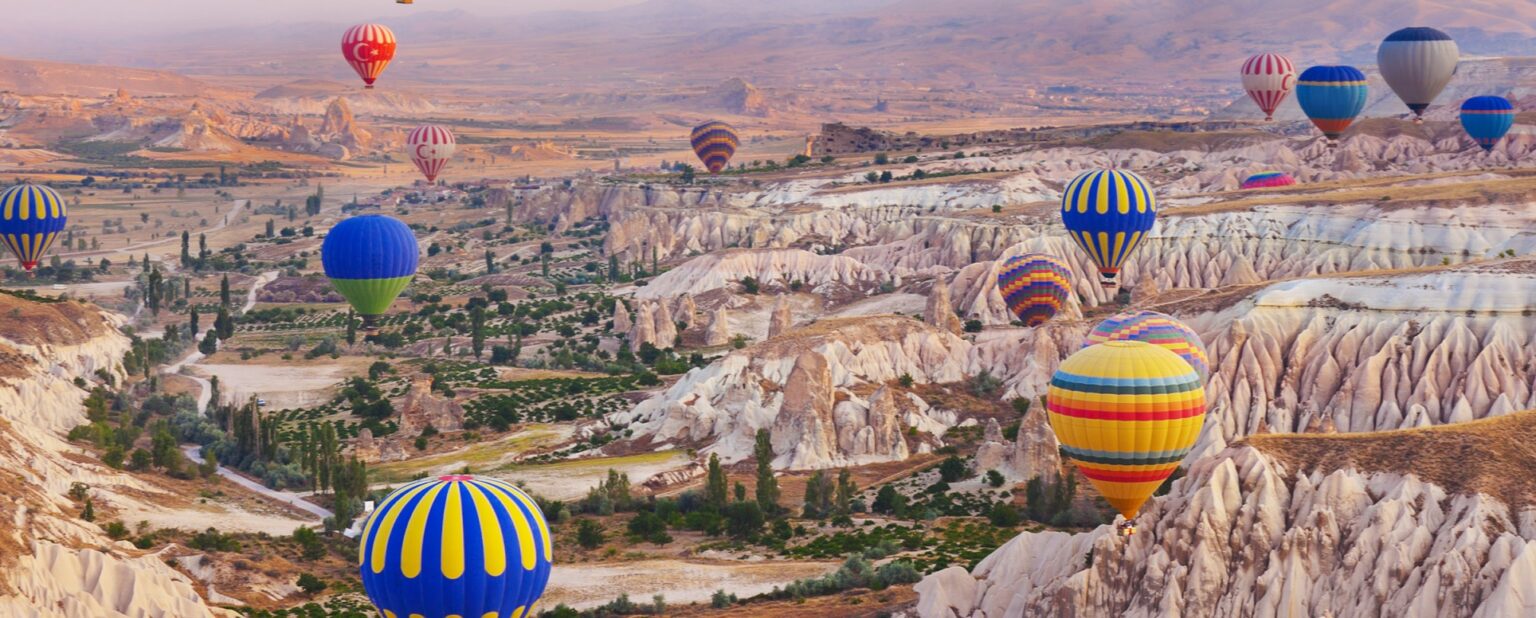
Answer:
[916,411,1536,617]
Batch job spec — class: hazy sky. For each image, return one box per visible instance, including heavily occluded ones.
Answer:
[9,0,645,34]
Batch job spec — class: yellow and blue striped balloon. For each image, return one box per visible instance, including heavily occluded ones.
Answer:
[0,184,68,272]
[359,475,553,618]
[1060,169,1156,287]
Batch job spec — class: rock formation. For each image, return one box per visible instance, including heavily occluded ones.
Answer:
[675,294,698,330]
[612,315,970,469]
[628,302,657,349]
[769,296,793,339]
[926,277,963,334]
[916,416,1536,617]
[653,301,678,349]
[706,307,731,347]
[398,378,466,434]
[613,300,632,334]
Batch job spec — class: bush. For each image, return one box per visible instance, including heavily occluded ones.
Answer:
[103,521,130,539]
[576,519,605,549]
[188,527,241,552]
[988,502,1022,527]
[296,572,326,594]
[986,470,1006,488]
[711,589,738,608]
[962,319,983,333]
[938,456,969,483]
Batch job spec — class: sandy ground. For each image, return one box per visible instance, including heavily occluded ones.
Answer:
[542,559,841,610]
[370,424,577,484]
[488,451,693,502]
[831,293,928,318]
[191,362,349,409]
[14,279,134,301]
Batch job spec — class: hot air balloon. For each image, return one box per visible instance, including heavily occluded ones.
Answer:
[1239,171,1295,190]
[996,253,1073,326]
[360,475,553,618]
[1084,310,1209,382]
[342,24,397,89]
[407,125,456,183]
[0,184,67,273]
[1296,65,1368,144]
[690,121,739,173]
[1047,341,1205,534]
[1240,53,1296,122]
[1060,169,1156,288]
[322,215,418,327]
[1378,27,1459,124]
[1460,96,1515,153]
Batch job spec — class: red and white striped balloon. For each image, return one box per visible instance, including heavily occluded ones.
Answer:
[1240,53,1296,121]
[341,24,397,89]
[406,125,456,183]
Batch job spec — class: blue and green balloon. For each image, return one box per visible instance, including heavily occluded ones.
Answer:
[322,214,418,325]
[360,475,553,618]
[0,184,68,272]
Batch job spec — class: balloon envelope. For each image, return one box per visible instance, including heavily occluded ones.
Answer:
[1239,171,1295,190]
[1460,96,1515,152]
[342,23,397,89]
[322,215,418,322]
[996,253,1073,326]
[1047,341,1205,519]
[1240,53,1296,121]
[0,184,67,272]
[360,475,553,618]
[1060,169,1156,286]
[1378,27,1459,120]
[407,124,456,183]
[690,121,739,173]
[1296,65,1369,141]
[1084,310,1210,382]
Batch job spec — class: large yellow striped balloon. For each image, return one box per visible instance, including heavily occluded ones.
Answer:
[359,475,553,618]
[1046,341,1205,518]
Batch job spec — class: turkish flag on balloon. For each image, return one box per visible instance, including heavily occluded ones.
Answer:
[407,125,456,183]
[342,24,397,89]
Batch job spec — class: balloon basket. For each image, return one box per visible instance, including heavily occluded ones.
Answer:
[1117,521,1136,537]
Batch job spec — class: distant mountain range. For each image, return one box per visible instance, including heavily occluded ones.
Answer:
[3,1,1536,98]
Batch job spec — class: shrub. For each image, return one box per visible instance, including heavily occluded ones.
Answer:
[988,502,1021,527]
[296,573,326,594]
[986,470,1006,488]
[962,319,983,333]
[576,519,605,549]
[938,456,969,483]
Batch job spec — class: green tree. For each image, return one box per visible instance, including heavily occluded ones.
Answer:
[834,469,857,516]
[704,454,728,510]
[576,519,605,549]
[484,249,496,274]
[81,499,96,521]
[753,429,780,514]
[802,470,832,519]
[938,456,969,483]
[470,306,487,359]
[264,218,275,238]
[296,573,326,594]
[180,230,191,266]
[345,309,357,346]
[292,526,326,561]
[188,307,199,337]
[219,274,231,307]
[723,501,763,538]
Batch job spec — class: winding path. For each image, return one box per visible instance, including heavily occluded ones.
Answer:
[182,445,333,521]
[161,270,276,414]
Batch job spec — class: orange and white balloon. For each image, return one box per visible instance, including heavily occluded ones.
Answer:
[406,125,456,183]
[1241,53,1296,122]
[342,24,397,89]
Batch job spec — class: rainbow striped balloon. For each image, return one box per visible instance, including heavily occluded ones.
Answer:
[0,184,67,272]
[996,253,1073,326]
[1047,341,1205,519]
[1239,171,1295,190]
[1085,310,1209,382]
[360,475,553,618]
[690,120,739,173]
